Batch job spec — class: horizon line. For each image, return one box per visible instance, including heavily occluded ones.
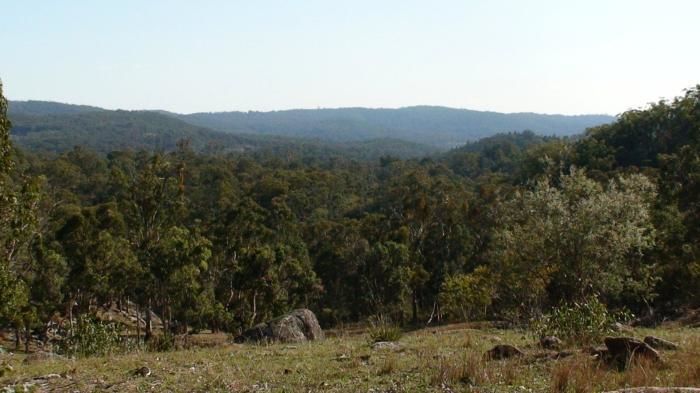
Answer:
[8,98,617,118]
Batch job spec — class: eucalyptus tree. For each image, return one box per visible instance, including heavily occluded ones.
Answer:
[490,168,657,317]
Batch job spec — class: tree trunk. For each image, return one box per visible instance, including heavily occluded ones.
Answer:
[145,297,153,341]
[411,290,418,324]
[249,291,257,328]
[136,302,141,349]
[14,326,20,351]
[24,327,30,353]
[67,296,74,331]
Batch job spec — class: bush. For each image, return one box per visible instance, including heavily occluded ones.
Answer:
[57,315,123,357]
[439,266,495,321]
[367,315,402,343]
[531,296,632,345]
[146,332,178,352]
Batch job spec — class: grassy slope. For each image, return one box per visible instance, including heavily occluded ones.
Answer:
[1,325,698,392]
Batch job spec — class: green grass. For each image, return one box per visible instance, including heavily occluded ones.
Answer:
[0,325,698,392]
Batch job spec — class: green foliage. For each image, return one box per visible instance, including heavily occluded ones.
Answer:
[1,82,699,344]
[0,80,36,325]
[439,266,495,321]
[489,168,657,317]
[0,264,28,325]
[57,315,123,357]
[367,315,403,343]
[531,296,633,345]
[0,80,12,170]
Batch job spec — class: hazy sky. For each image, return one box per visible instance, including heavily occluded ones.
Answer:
[2,0,699,115]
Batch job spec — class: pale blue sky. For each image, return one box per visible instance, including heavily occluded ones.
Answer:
[2,0,699,115]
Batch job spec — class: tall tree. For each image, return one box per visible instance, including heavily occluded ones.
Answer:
[490,168,657,317]
[0,79,29,324]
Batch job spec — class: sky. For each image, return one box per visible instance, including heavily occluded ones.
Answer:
[2,0,699,115]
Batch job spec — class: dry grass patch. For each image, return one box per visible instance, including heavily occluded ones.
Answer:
[0,325,696,392]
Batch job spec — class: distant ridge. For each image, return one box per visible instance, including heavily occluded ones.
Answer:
[6,101,438,159]
[8,100,615,150]
[8,100,104,116]
[174,106,614,148]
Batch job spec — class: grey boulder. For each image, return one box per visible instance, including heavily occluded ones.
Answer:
[235,309,324,344]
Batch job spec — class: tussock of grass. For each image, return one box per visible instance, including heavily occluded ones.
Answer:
[366,315,403,343]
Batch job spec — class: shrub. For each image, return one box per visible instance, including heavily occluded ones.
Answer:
[146,331,177,352]
[439,266,495,322]
[57,315,123,357]
[531,296,632,345]
[367,315,402,343]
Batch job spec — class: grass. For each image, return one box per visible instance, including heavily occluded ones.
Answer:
[367,315,403,343]
[0,325,697,392]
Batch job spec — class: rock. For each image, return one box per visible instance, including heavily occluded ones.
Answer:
[371,341,401,351]
[132,366,151,377]
[603,336,661,367]
[643,336,679,351]
[532,350,574,361]
[334,354,350,361]
[549,350,574,360]
[539,336,563,350]
[584,345,611,361]
[612,322,635,334]
[235,309,324,344]
[484,344,524,360]
[23,351,66,363]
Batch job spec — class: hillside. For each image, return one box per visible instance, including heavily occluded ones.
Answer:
[9,101,614,150]
[176,106,614,148]
[8,109,259,154]
[7,102,439,159]
[8,100,104,116]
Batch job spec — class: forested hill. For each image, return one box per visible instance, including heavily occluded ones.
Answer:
[8,100,104,116]
[7,102,439,159]
[8,109,258,153]
[176,106,614,148]
[9,100,614,150]
[2,82,699,344]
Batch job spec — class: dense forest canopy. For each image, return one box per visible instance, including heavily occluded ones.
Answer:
[1,82,698,346]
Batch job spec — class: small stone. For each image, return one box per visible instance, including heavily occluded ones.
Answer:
[643,336,679,351]
[371,341,401,351]
[539,336,563,350]
[612,322,635,334]
[132,366,151,377]
[484,344,524,360]
[335,354,350,361]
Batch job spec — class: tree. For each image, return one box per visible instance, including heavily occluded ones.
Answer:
[439,266,495,321]
[0,80,44,349]
[114,154,182,339]
[55,203,139,316]
[490,168,657,317]
[212,190,320,330]
[0,81,26,323]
